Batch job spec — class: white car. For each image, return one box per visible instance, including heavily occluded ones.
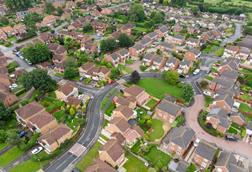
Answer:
[194,138,200,147]
[193,69,200,75]
[31,146,43,154]
[203,91,211,96]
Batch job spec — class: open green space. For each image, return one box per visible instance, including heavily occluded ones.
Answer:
[105,103,116,117]
[124,153,148,172]
[204,96,213,107]
[76,142,101,171]
[143,145,171,170]
[9,159,49,172]
[145,119,164,142]
[239,103,252,114]
[0,146,24,167]
[137,78,183,99]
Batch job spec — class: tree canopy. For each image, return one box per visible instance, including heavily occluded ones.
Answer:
[0,102,12,123]
[162,70,179,85]
[83,23,93,33]
[21,42,52,64]
[130,70,141,84]
[19,69,57,94]
[129,3,145,22]
[23,12,43,29]
[182,84,194,103]
[150,11,165,24]
[63,59,80,80]
[4,0,35,11]
[100,38,117,53]
[118,33,133,48]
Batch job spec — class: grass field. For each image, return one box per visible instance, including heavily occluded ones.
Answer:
[124,153,148,172]
[0,146,24,167]
[76,142,101,171]
[9,159,49,172]
[145,119,164,142]
[137,78,183,99]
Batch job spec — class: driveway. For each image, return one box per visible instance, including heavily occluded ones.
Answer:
[185,95,252,160]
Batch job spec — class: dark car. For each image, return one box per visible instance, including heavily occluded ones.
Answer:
[19,131,27,138]
[225,135,238,142]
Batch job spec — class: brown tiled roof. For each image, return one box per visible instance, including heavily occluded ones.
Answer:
[124,85,144,97]
[67,96,81,106]
[81,62,95,71]
[40,124,72,145]
[58,82,76,96]
[28,111,56,128]
[111,133,125,145]
[101,139,124,162]
[114,105,134,119]
[86,159,115,172]
[110,117,130,133]
[0,74,10,86]
[16,102,44,120]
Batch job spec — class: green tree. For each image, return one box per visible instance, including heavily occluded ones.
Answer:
[170,0,186,7]
[162,70,179,85]
[55,7,64,16]
[0,16,9,26]
[64,36,80,51]
[130,70,140,84]
[100,38,117,53]
[118,33,133,48]
[82,23,93,33]
[69,107,76,116]
[45,2,55,14]
[19,69,57,94]
[21,42,52,64]
[110,68,121,80]
[150,11,165,24]
[182,84,194,103]
[0,102,12,123]
[63,59,79,80]
[0,130,7,143]
[6,130,20,145]
[23,12,43,29]
[129,3,145,22]
[4,0,34,11]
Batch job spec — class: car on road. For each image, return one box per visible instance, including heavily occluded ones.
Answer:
[193,69,200,75]
[31,146,43,154]
[225,135,238,142]
[203,91,211,96]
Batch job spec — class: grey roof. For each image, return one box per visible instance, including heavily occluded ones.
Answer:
[152,54,163,63]
[157,100,182,117]
[208,108,231,128]
[221,70,239,81]
[195,141,217,161]
[216,151,247,172]
[215,93,234,108]
[118,48,129,56]
[213,77,235,90]
[111,53,120,60]
[160,42,174,51]
[247,121,252,130]
[143,53,154,60]
[221,58,240,70]
[166,56,178,65]
[133,43,144,51]
[159,25,169,33]
[140,37,152,46]
[240,47,250,54]
[163,126,195,149]
[174,35,185,40]
[147,32,158,39]
[176,160,189,172]
[180,59,191,66]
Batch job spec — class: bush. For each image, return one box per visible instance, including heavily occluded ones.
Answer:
[18,133,40,151]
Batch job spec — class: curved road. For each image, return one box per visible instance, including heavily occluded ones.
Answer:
[185,95,252,160]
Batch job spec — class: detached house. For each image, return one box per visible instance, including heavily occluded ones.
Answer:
[99,139,125,167]
[219,58,239,74]
[164,56,180,71]
[193,141,218,169]
[184,48,201,62]
[79,62,95,77]
[206,108,231,134]
[120,23,135,36]
[155,25,169,37]
[113,96,136,109]
[152,54,167,70]
[112,105,136,121]
[124,85,150,106]
[160,126,195,157]
[143,53,155,66]
[210,94,234,112]
[55,82,78,102]
[178,59,193,75]
[86,159,115,172]
[129,43,145,57]
[154,97,182,124]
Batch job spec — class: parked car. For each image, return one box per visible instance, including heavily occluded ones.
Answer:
[225,135,238,142]
[194,138,200,147]
[31,146,43,154]
[19,131,27,138]
[203,91,211,96]
[193,69,200,75]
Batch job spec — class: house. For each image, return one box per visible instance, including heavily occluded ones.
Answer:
[138,37,152,48]
[184,48,201,62]
[214,151,249,172]
[143,53,155,66]
[38,15,58,27]
[27,111,58,134]
[79,62,95,77]
[164,56,180,71]
[86,159,115,172]
[160,126,195,157]
[0,91,18,107]
[129,43,145,57]
[193,141,217,168]
[178,59,193,75]
[39,32,54,43]
[158,42,176,54]
[1,26,14,36]
[13,24,27,37]
[38,124,73,153]
[209,76,236,92]
[223,45,240,57]
[238,47,250,60]
[120,23,135,36]
[144,31,159,41]
[112,96,136,109]
[99,139,125,167]
[124,85,150,106]
[166,35,185,45]
[246,121,252,136]
[210,94,234,112]
[0,29,7,41]
[15,102,45,126]
[219,58,239,74]
[186,38,200,48]
[206,108,231,134]
[155,25,169,37]
[154,98,182,124]
[112,105,136,120]
[55,82,78,102]
[91,66,111,81]
[169,160,189,172]
[230,113,246,126]
[105,53,120,66]
[152,54,167,70]
[173,23,183,33]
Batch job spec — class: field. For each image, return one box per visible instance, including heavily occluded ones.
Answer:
[124,154,148,172]
[204,0,252,7]
[137,78,183,100]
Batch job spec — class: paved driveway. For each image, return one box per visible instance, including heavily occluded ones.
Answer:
[185,95,252,160]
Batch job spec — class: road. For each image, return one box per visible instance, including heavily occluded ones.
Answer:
[185,95,252,160]
[221,23,242,46]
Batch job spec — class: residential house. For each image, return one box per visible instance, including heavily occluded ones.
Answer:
[246,121,252,136]
[0,29,7,41]
[158,42,176,54]
[219,58,240,74]
[209,76,236,93]
[55,82,78,102]
[154,98,182,124]
[79,62,95,77]
[210,94,234,112]
[112,96,136,109]
[120,23,135,36]
[152,54,167,70]
[38,124,73,153]
[178,59,193,75]
[173,23,183,33]
[169,160,189,172]
[193,141,217,169]
[184,48,201,62]
[166,35,185,45]
[105,48,129,66]
[27,111,58,134]
[223,45,240,57]
[129,43,145,57]
[155,25,169,37]
[164,56,180,71]
[144,31,159,41]
[123,85,150,106]
[13,24,26,38]
[138,37,152,48]
[86,159,116,172]
[230,113,246,126]
[214,151,249,172]
[38,15,58,28]
[238,47,250,60]
[39,32,54,43]
[186,38,200,48]
[206,108,231,134]
[142,53,155,67]
[15,102,45,126]
[0,91,18,107]
[160,126,195,157]
[99,139,125,167]
[1,26,14,36]
[112,105,136,121]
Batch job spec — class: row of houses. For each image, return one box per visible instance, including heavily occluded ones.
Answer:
[223,45,251,60]
[0,24,27,41]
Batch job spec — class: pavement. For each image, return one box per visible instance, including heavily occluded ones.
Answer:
[185,95,252,160]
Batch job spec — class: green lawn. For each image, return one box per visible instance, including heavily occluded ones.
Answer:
[144,146,171,170]
[137,78,183,99]
[204,96,213,107]
[9,159,49,172]
[145,119,164,142]
[40,95,65,113]
[76,142,101,171]
[0,146,24,167]
[0,143,7,151]
[105,103,116,117]
[145,99,158,110]
[124,153,148,172]
[239,103,252,114]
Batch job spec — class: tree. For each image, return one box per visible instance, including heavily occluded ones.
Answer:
[169,0,186,7]
[118,33,133,48]
[182,84,194,103]
[19,69,57,94]
[110,68,121,80]
[0,130,7,143]
[21,42,52,64]
[69,107,76,116]
[64,67,79,80]
[45,3,55,14]
[129,3,145,22]
[162,70,179,85]
[55,7,64,16]
[150,11,165,24]
[0,102,12,123]
[23,13,43,29]
[4,0,34,11]
[64,36,80,51]
[199,80,208,89]
[82,23,93,33]
[130,70,140,84]
[6,129,20,145]
[0,16,9,26]
[100,38,117,53]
